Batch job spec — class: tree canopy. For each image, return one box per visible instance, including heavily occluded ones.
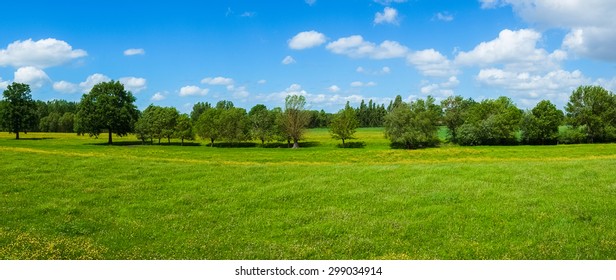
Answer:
[75,81,139,144]
[281,95,311,148]
[329,102,359,147]
[384,96,441,149]
[1,82,36,139]
[565,85,616,143]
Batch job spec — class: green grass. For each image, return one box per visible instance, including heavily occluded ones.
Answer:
[1,128,616,259]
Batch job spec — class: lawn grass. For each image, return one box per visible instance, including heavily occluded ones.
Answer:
[1,128,616,259]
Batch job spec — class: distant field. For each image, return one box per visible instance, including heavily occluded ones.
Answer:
[1,128,616,259]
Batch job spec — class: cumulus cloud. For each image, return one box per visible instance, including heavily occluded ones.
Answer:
[407,49,457,77]
[282,55,296,65]
[477,68,589,106]
[374,0,407,5]
[0,38,87,68]
[13,66,50,88]
[119,77,147,93]
[0,77,9,91]
[52,81,79,93]
[435,12,454,22]
[123,48,145,56]
[305,0,316,5]
[454,29,566,72]
[350,81,377,87]
[482,0,616,61]
[151,92,166,101]
[259,83,390,109]
[328,85,341,93]
[79,73,111,93]
[257,79,267,84]
[326,35,408,59]
[179,85,209,97]
[374,7,399,25]
[201,76,234,85]
[419,76,459,98]
[288,31,327,50]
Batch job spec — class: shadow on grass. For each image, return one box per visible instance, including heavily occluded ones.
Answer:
[260,141,321,148]
[389,142,440,150]
[336,141,366,148]
[211,142,257,148]
[13,137,56,140]
[87,141,202,146]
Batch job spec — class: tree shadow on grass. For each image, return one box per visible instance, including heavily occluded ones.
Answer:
[211,142,257,148]
[260,141,321,148]
[336,141,366,148]
[87,141,202,147]
[13,137,56,140]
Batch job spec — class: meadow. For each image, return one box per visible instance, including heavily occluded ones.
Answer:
[1,128,616,259]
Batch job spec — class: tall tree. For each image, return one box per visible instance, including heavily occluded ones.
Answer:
[196,108,223,146]
[521,100,564,145]
[329,102,359,147]
[159,107,180,143]
[190,102,211,123]
[441,95,474,143]
[457,97,523,146]
[75,81,139,144]
[281,95,310,148]
[1,82,36,139]
[565,85,616,143]
[384,96,441,149]
[249,104,276,144]
[174,114,194,145]
[219,107,250,143]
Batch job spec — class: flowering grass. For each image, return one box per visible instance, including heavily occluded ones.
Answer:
[1,128,616,259]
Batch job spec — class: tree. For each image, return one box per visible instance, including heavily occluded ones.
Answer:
[441,95,475,143]
[329,102,359,147]
[565,85,616,143]
[58,112,75,133]
[457,97,523,146]
[1,82,36,139]
[384,96,441,149]
[195,108,223,146]
[190,102,211,123]
[249,104,276,144]
[75,81,139,144]
[219,107,250,143]
[134,105,156,144]
[159,107,180,143]
[521,100,564,145]
[281,95,311,148]
[174,114,194,145]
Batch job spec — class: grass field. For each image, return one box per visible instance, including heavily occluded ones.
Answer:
[1,128,616,259]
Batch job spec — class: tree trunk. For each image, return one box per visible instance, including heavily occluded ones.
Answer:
[292,139,299,149]
[168,137,171,144]
[108,130,113,144]
[342,138,345,148]
[261,139,265,145]
[210,138,215,147]
[15,130,19,140]
[287,139,291,148]
[181,138,184,146]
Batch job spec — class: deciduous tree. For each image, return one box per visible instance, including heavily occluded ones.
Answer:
[1,82,36,139]
[281,95,310,148]
[329,102,359,147]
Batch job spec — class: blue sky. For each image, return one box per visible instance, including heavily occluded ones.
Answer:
[1,0,615,113]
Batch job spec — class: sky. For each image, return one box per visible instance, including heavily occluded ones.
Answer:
[1,0,615,113]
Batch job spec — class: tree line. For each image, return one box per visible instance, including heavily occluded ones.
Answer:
[2,81,616,148]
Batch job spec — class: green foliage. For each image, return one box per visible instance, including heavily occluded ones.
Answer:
[1,82,37,139]
[195,107,223,146]
[558,125,587,144]
[308,110,331,128]
[521,100,564,145]
[441,95,475,143]
[457,97,523,146]
[282,95,311,148]
[174,114,194,145]
[355,99,387,127]
[384,96,441,149]
[190,102,212,124]
[75,81,139,144]
[329,102,359,147]
[565,85,616,143]
[159,107,180,143]
[219,107,250,143]
[248,104,276,144]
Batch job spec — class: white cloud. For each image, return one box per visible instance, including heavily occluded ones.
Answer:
[79,73,111,93]
[257,79,267,84]
[435,12,454,22]
[407,49,457,77]
[226,84,250,99]
[374,0,407,5]
[454,29,565,72]
[305,0,316,5]
[240,11,256,17]
[13,66,50,89]
[374,7,399,25]
[476,68,589,105]
[52,81,79,93]
[479,0,501,9]
[119,77,147,93]
[0,38,87,68]
[328,85,341,93]
[151,92,166,101]
[201,76,234,85]
[350,81,377,87]
[326,35,408,59]
[484,0,616,61]
[123,48,145,56]
[282,55,296,65]
[288,31,327,50]
[419,76,459,98]
[0,77,9,91]
[357,66,392,75]
[382,66,391,74]
[179,85,209,97]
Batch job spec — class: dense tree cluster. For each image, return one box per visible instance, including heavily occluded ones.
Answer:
[4,80,616,149]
